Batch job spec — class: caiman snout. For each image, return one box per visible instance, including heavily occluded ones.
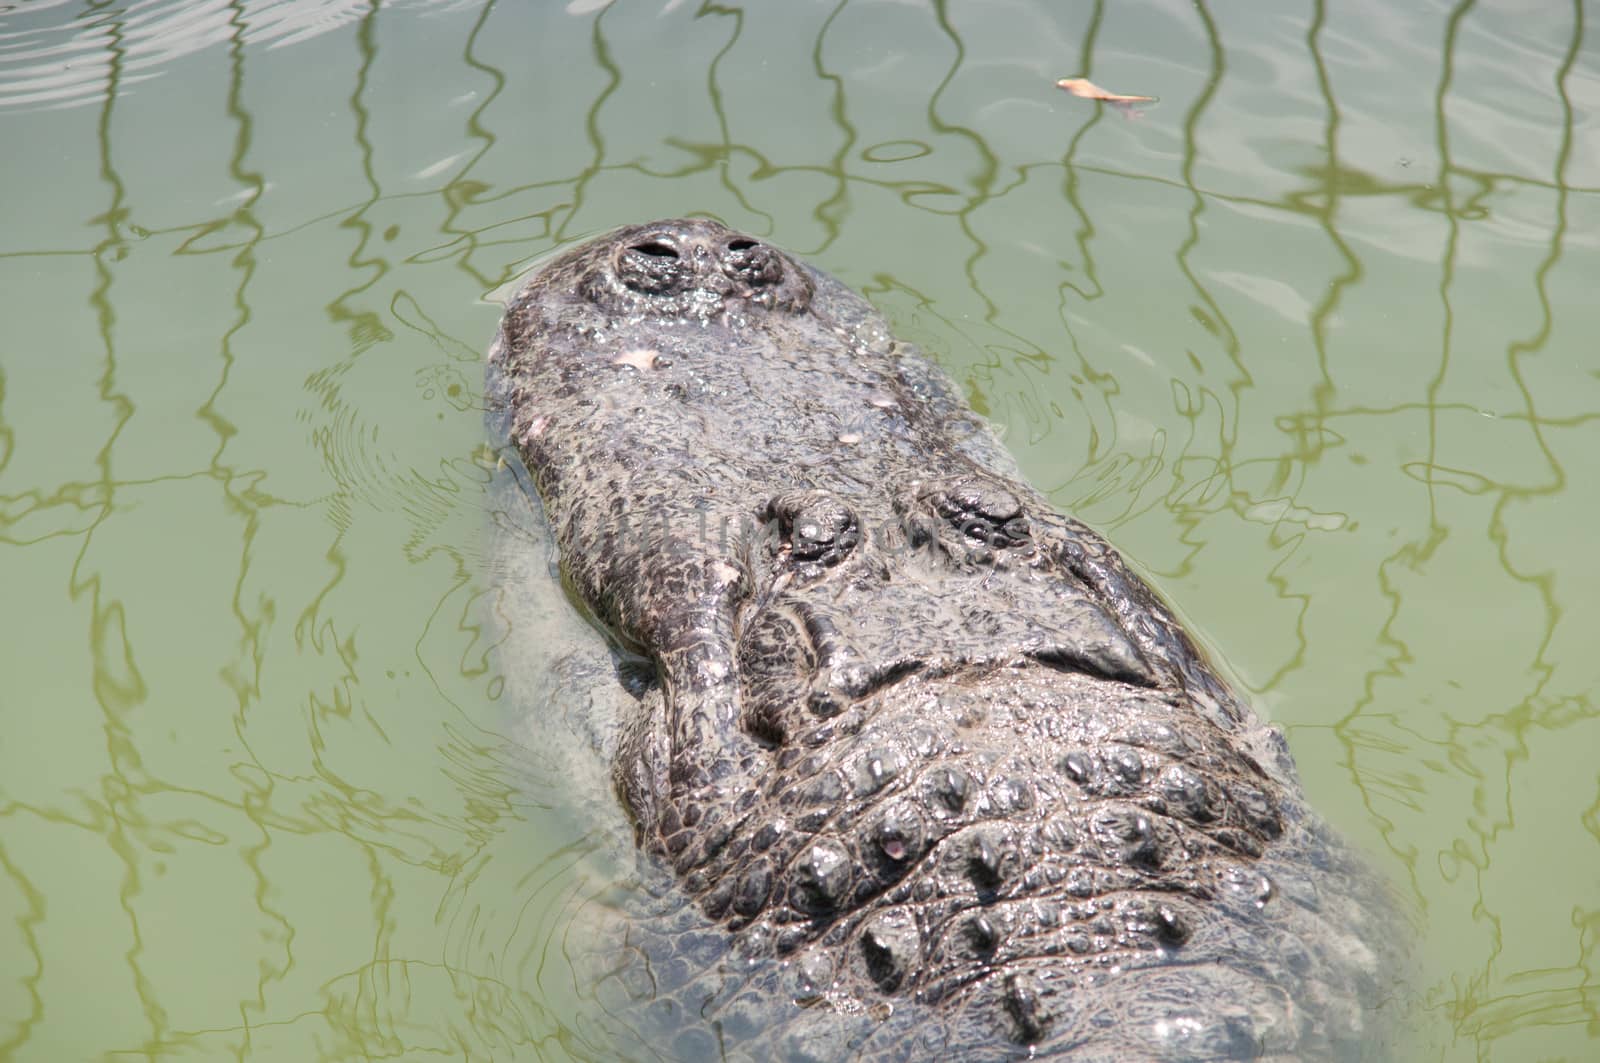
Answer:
[604,218,812,311]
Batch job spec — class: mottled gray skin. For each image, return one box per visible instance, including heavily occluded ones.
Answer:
[486,218,1395,1060]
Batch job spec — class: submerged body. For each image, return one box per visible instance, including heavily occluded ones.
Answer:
[487,218,1395,1059]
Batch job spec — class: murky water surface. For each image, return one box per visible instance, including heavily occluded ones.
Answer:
[2,1,1597,1059]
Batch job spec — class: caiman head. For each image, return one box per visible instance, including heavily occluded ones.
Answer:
[488,218,1393,1061]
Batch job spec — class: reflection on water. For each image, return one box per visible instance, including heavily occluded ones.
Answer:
[1,0,1597,1059]
[0,0,452,111]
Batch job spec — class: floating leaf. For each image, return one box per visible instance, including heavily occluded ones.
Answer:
[1055,77,1156,104]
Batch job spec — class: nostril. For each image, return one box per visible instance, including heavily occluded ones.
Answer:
[723,237,784,293]
[615,236,688,295]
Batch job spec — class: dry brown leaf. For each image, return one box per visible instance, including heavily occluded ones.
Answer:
[1055,77,1156,104]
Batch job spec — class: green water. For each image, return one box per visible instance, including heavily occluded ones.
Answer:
[1,0,1596,1059]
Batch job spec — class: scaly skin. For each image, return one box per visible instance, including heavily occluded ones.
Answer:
[487,218,1395,1060]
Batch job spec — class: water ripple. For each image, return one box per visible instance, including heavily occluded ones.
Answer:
[0,0,451,111]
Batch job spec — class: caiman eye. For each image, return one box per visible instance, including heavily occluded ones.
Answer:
[617,236,689,294]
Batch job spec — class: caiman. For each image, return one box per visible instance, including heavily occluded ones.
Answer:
[484,217,1397,1061]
